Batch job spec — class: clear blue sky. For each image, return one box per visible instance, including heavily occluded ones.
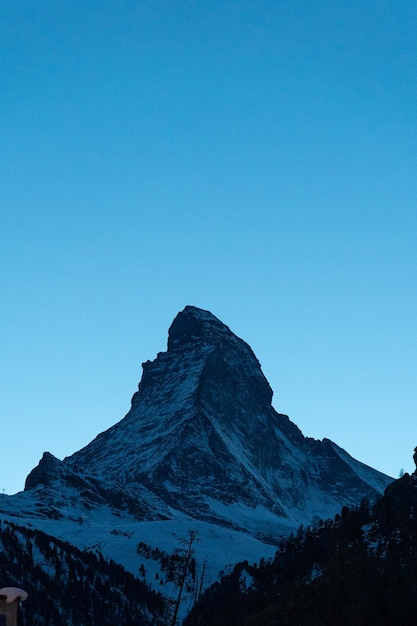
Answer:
[1,1,416,495]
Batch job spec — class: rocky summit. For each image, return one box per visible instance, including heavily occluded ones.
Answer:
[18,305,391,537]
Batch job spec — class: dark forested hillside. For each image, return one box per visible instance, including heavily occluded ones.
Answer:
[0,520,167,625]
[185,472,417,626]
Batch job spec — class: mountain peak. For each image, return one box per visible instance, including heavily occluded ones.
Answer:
[59,305,392,529]
[14,306,393,536]
[167,305,234,351]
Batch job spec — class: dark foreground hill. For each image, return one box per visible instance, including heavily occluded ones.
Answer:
[185,470,417,626]
[0,519,166,625]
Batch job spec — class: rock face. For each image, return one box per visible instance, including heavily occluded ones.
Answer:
[23,451,164,521]
[19,305,390,532]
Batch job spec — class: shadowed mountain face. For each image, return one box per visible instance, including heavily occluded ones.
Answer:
[20,305,391,533]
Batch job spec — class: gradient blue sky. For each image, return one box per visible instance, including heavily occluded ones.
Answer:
[1,1,417,495]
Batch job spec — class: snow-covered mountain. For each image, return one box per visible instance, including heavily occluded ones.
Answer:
[0,306,392,620]
[14,306,391,532]
[72,306,391,525]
